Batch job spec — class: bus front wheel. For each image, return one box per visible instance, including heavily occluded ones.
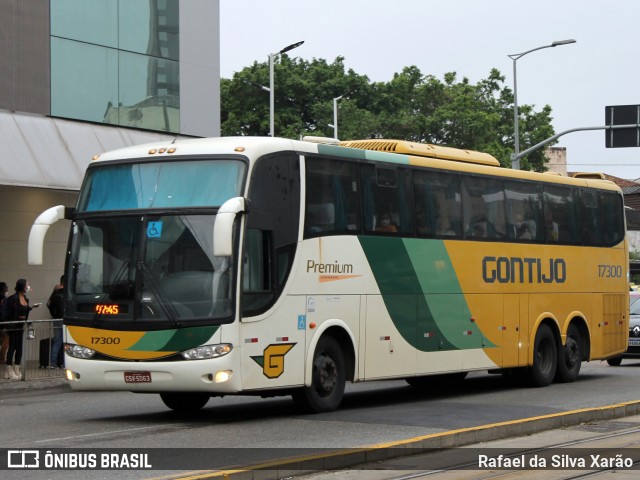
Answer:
[555,323,582,383]
[160,392,210,412]
[293,336,346,413]
[527,324,557,387]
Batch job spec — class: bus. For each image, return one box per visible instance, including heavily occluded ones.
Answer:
[28,136,628,413]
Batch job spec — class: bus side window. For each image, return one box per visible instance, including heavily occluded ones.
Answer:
[578,189,602,245]
[413,172,435,237]
[306,203,335,233]
[304,157,360,237]
[462,176,505,239]
[423,171,462,237]
[543,185,579,243]
[505,181,542,242]
[242,229,274,314]
[243,152,300,316]
[600,191,625,246]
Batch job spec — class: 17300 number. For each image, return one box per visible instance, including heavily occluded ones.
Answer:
[91,337,121,345]
[598,264,623,278]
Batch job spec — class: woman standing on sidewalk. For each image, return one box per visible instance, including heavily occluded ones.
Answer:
[4,279,40,380]
[0,282,9,380]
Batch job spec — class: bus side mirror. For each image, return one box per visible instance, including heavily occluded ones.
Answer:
[214,197,248,257]
[28,205,74,265]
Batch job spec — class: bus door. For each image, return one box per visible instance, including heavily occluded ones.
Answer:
[460,294,512,371]
[239,296,307,391]
[503,294,522,367]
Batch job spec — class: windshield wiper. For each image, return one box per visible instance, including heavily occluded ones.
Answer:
[109,259,134,300]
[138,262,181,328]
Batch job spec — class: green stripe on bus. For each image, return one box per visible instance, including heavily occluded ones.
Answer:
[128,325,218,352]
[317,144,410,165]
[358,236,455,351]
[358,237,492,351]
[162,325,219,351]
[403,238,491,349]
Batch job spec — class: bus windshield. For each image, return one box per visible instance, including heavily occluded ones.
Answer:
[77,159,245,211]
[67,213,235,328]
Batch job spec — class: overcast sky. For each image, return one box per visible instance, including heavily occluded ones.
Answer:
[220,0,640,180]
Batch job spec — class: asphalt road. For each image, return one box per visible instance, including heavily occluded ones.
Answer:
[1,360,640,479]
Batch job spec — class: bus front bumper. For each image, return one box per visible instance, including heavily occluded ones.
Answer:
[63,355,241,393]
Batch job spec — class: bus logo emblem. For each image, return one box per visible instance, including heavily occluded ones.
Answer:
[251,343,296,379]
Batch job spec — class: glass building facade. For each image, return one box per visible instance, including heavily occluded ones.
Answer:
[50,0,180,133]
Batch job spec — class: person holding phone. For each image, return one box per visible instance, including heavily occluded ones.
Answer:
[4,279,40,380]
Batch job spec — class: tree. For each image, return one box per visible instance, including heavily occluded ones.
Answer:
[220,58,556,171]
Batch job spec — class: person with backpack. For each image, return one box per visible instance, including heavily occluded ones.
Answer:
[47,275,65,369]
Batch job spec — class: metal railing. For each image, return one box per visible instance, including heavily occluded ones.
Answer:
[0,319,65,382]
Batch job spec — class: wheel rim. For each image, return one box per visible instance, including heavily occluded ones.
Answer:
[313,352,337,398]
[536,337,554,375]
[564,336,579,368]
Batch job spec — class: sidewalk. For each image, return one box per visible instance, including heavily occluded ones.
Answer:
[0,364,69,394]
[0,375,69,393]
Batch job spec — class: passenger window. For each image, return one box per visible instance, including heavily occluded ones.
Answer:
[578,189,603,246]
[416,171,462,237]
[600,191,625,246]
[360,165,413,235]
[462,177,506,240]
[304,157,360,237]
[504,181,542,242]
[542,185,579,243]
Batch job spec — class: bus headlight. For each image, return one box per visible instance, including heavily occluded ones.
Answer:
[181,343,232,360]
[65,343,96,359]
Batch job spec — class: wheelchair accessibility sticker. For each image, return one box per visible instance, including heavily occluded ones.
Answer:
[147,222,163,238]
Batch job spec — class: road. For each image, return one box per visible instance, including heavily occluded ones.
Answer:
[1,360,640,479]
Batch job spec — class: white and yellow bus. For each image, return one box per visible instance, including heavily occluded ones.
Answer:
[28,136,628,412]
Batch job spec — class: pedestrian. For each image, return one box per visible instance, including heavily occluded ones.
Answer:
[47,275,65,368]
[0,282,10,380]
[4,279,41,380]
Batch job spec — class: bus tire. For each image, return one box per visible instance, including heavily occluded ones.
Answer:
[555,323,582,383]
[293,336,345,413]
[607,356,623,367]
[527,324,557,387]
[160,392,210,412]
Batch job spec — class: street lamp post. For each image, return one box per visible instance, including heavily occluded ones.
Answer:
[269,40,304,137]
[509,39,576,169]
[332,95,343,139]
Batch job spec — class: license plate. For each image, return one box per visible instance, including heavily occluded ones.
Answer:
[628,339,640,347]
[124,371,152,383]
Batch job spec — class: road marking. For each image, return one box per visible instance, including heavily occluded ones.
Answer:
[33,424,176,444]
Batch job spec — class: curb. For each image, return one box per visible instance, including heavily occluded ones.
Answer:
[0,377,69,394]
[184,400,640,480]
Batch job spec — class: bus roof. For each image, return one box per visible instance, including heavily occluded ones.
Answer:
[338,139,500,167]
[88,136,620,193]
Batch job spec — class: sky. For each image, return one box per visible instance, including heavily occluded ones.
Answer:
[220,0,640,180]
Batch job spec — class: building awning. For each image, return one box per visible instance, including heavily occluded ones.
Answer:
[0,110,177,190]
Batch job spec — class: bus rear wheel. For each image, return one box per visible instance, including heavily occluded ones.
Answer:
[555,323,582,383]
[160,392,210,412]
[293,336,345,413]
[527,324,557,387]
